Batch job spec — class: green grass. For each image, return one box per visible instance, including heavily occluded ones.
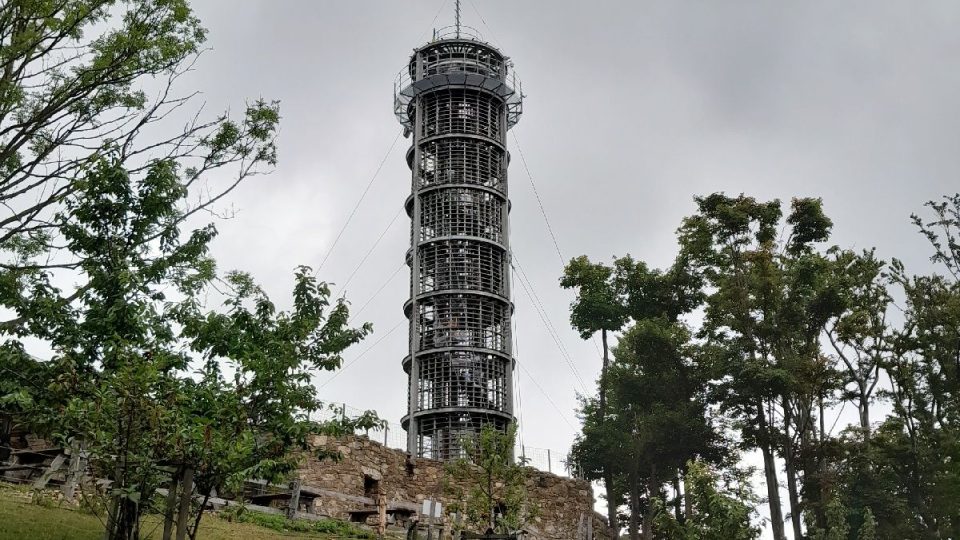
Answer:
[0,483,376,540]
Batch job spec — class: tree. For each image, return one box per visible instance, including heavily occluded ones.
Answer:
[17,155,375,540]
[445,423,534,535]
[170,267,378,540]
[560,255,628,420]
[872,194,960,538]
[0,0,279,333]
[654,460,759,540]
[561,254,702,537]
[858,507,877,540]
[606,318,723,540]
[678,194,838,540]
[560,255,627,537]
[824,248,892,433]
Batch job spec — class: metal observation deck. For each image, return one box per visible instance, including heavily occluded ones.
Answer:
[395,26,523,461]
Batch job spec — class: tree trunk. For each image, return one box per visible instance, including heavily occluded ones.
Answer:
[175,467,194,540]
[488,469,495,532]
[672,472,683,524]
[605,471,619,539]
[599,329,617,539]
[817,396,828,529]
[162,468,181,540]
[598,329,610,420]
[628,473,640,540]
[783,400,803,540]
[859,386,871,433]
[641,467,656,540]
[759,403,787,540]
[683,470,693,520]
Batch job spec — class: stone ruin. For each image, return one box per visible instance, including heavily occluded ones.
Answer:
[296,434,611,540]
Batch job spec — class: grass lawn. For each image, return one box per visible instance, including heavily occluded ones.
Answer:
[0,484,375,540]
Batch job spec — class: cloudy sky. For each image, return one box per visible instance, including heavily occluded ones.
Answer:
[177,1,959,535]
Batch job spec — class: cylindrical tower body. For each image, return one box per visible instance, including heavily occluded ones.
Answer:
[395,27,523,461]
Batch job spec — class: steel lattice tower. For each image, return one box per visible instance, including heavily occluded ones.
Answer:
[394,23,523,460]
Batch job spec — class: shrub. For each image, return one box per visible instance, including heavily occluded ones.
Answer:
[217,507,375,538]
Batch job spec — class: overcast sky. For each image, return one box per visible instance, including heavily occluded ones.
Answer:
[178,1,960,535]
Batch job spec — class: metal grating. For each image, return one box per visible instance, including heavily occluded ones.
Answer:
[417,137,506,193]
[416,239,507,296]
[410,39,505,79]
[416,350,509,412]
[417,187,505,243]
[413,294,511,354]
[421,89,503,140]
[416,412,511,461]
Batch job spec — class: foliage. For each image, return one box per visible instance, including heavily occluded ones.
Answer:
[677,194,840,539]
[0,0,280,337]
[445,424,534,534]
[858,508,876,540]
[654,460,759,540]
[560,255,628,340]
[0,2,385,540]
[568,192,960,538]
[563,253,704,538]
[0,101,369,540]
[217,507,375,538]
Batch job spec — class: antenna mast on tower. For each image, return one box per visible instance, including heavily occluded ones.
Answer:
[455,0,461,38]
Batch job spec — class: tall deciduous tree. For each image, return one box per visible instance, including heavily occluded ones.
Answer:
[607,318,722,540]
[15,155,375,540]
[824,248,891,433]
[678,194,836,540]
[0,0,279,333]
[560,255,627,536]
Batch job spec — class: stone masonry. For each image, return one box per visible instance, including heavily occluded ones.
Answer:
[296,434,610,540]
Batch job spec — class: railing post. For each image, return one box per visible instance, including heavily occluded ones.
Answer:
[547,449,552,473]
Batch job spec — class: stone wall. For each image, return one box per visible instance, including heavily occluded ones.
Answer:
[296,434,610,540]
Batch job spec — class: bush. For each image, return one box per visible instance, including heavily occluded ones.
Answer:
[217,507,375,538]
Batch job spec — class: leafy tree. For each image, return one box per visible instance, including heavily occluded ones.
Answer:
[858,508,876,540]
[807,496,849,540]
[445,423,534,534]
[562,254,702,537]
[607,318,722,540]
[654,460,759,540]
[172,268,377,522]
[2,147,376,539]
[823,248,892,433]
[560,255,627,420]
[560,255,627,538]
[0,0,279,333]
[678,194,838,540]
[870,194,960,539]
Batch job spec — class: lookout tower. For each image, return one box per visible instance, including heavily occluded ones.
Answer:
[394,17,523,460]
